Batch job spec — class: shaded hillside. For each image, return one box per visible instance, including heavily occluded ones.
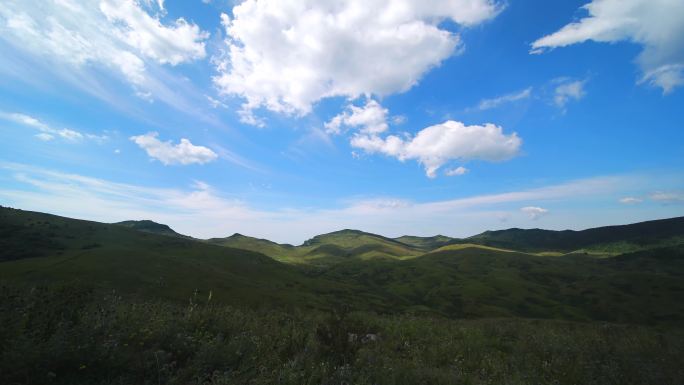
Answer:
[319,245,684,325]
[459,216,684,253]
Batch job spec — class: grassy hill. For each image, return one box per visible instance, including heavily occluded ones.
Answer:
[2,206,684,325]
[458,216,684,254]
[208,229,424,264]
[301,229,422,260]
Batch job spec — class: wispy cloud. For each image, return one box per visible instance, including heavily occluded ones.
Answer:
[0,111,106,142]
[0,163,674,244]
[650,191,684,203]
[472,87,532,111]
[619,197,643,204]
[553,78,586,109]
[0,1,227,130]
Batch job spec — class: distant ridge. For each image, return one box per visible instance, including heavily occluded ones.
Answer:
[458,216,684,253]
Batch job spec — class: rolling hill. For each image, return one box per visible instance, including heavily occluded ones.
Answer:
[208,229,424,264]
[0,207,397,312]
[1,206,684,325]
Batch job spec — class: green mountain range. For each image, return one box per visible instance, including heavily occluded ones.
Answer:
[1,206,683,325]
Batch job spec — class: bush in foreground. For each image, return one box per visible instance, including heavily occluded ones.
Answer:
[1,285,682,385]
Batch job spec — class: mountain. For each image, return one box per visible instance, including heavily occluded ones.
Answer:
[2,206,684,325]
[458,216,684,254]
[114,219,187,237]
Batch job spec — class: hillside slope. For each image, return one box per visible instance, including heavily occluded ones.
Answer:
[459,216,684,253]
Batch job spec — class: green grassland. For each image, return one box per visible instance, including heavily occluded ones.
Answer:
[2,206,684,384]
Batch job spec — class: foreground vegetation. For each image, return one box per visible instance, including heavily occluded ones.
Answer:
[2,284,683,385]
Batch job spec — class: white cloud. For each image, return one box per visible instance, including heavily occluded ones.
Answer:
[351,120,521,178]
[554,79,586,109]
[531,0,684,93]
[213,0,502,120]
[0,163,663,244]
[619,197,643,204]
[100,0,208,65]
[130,132,218,165]
[206,95,227,109]
[0,111,104,142]
[521,206,549,220]
[474,87,532,111]
[391,115,407,125]
[445,166,469,176]
[35,133,55,141]
[650,191,684,203]
[0,0,208,95]
[325,99,388,135]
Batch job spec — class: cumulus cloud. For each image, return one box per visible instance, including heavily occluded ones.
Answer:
[213,0,502,122]
[352,120,521,178]
[531,0,684,93]
[0,0,208,93]
[474,87,532,111]
[650,191,684,203]
[324,100,388,135]
[130,132,218,165]
[445,166,469,176]
[619,197,643,204]
[554,79,586,109]
[521,206,549,220]
[0,111,108,142]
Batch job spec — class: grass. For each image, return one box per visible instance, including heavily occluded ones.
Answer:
[1,284,682,385]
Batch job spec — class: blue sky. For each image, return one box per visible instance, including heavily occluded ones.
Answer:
[1,0,683,243]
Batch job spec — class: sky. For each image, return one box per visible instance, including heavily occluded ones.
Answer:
[0,0,683,244]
